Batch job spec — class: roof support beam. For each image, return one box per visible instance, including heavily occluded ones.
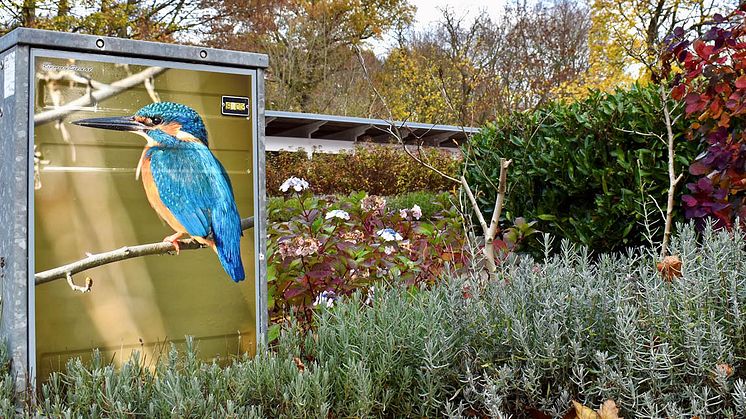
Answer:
[274,120,326,138]
[420,132,453,146]
[371,127,411,143]
[319,124,372,141]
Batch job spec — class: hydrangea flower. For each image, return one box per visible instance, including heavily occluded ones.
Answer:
[361,195,386,213]
[279,177,309,193]
[384,245,395,255]
[341,230,364,244]
[278,237,320,258]
[411,204,422,220]
[376,228,403,242]
[313,290,336,308]
[325,209,350,220]
[399,204,422,220]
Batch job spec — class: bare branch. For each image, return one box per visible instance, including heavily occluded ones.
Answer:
[354,45,460,183]
[660,84,681,257]
[460,175,489,235]
[35,217,254,287]
[486,158,512,241]
[34,66,167,126]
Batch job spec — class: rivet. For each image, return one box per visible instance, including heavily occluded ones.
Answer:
[199,50,207,59]
[96,39,105,49]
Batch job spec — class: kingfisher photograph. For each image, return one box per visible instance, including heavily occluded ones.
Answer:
[31,54,260,380]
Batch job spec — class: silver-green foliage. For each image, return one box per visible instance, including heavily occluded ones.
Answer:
[3,224,745,417]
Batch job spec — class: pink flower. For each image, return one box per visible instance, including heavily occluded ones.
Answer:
[411,204,422,220]
[278,236,320,258]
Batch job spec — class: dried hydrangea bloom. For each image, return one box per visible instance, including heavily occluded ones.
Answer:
[361,195,386,213]
[340,229,365,244]
[278,236,320,258]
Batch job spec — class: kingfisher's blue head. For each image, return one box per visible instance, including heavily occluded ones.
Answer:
[72,102,209,147]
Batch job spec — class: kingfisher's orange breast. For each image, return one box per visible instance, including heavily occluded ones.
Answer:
[139,149,188,235]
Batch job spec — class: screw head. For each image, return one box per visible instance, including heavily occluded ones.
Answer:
[199,50,207,59]
[96,39,105,49]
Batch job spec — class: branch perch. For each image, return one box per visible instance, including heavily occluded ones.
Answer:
[34,66,166,126]
[35,217,255,288]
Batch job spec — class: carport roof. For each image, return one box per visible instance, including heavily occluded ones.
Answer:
[265,110,478,148]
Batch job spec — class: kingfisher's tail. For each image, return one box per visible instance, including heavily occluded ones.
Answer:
[212,205,245,282]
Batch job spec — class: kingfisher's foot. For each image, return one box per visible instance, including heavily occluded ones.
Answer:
[163,232,184,254]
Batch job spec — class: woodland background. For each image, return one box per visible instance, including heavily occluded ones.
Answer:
[0,0,739,126]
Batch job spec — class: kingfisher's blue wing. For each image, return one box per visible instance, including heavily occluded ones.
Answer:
[149,144,245,281]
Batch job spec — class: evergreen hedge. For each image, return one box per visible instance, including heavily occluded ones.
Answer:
[463,83,701,253]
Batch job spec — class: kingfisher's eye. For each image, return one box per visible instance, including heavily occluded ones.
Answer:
[151,117,162,125]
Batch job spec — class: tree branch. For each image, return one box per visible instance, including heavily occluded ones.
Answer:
[34,66,166,126]
[660,84,681,258]
[35,217,255,289]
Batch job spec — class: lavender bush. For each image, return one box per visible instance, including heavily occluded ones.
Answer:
[3,224,745,417]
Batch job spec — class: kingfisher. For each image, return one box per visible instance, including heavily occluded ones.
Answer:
[72,102,245,282]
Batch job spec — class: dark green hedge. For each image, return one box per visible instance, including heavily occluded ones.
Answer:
[463,83,700,253]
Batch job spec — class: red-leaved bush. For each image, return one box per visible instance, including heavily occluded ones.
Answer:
[267,178,467,326]
[665,5,746,229]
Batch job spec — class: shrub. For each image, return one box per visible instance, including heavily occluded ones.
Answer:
[665,8,746,230]
[267,180,466,326]
[266,145,460,197]
[383,190,455,221]
[463,83,700,253]
[10,225,746,417]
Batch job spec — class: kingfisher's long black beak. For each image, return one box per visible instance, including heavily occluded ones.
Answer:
[72,116,147,132]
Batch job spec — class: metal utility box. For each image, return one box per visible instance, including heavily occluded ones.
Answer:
[0,28,268,389]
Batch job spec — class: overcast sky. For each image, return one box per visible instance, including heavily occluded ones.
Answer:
[369,0,506,55]
[410,0,504,25]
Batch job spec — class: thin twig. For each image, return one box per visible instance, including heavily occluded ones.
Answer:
[35,217,254,286]
[354,46,460,183]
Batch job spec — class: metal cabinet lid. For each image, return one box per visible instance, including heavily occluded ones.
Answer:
[0,28,269,69]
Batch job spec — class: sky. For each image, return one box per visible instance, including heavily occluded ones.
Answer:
[368,0,506,56]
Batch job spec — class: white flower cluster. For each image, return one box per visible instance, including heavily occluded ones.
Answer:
[313,290,336,308]
[376,228,403,242]
[279,177,309,193]
[325,209,350,220]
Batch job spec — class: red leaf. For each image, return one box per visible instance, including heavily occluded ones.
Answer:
[693,40,715,59]
[689,161,709,175]
[671,84,686,100]
[735,75,746,89]
[682,195,698,206]
[284,284,308,299]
